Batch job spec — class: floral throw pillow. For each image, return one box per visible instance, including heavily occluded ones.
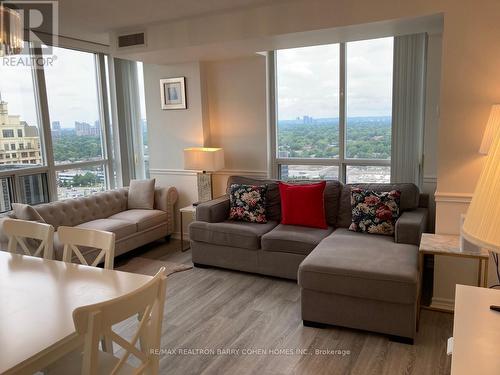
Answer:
[349,188,401,236]
[229,184,268,223]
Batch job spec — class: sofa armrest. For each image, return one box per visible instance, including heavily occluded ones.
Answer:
[395,208,428,246]
[196,195,230,223]
[154,186,178,235]
[0,215,14,249]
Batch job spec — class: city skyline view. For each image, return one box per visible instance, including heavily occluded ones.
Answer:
[276,37,393,120]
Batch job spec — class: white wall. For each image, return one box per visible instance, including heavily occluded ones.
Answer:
[204,56,268,196]
[144,61,206,237]
[144,56,268,236]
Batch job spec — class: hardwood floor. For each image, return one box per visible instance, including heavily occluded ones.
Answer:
[115,239,453,375]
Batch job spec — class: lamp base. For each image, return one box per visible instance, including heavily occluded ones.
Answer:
[197,172,213,203]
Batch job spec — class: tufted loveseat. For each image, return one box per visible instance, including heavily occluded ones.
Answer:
[0,186,178,262]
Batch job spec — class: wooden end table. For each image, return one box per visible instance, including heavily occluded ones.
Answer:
[179,205,196,252]
[418,233,489,316]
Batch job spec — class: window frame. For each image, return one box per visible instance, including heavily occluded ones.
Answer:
[269,41,392,183]
[0,42,115,208]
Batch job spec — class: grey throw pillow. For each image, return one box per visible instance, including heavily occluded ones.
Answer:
[11,203,46,223]
[128,179,156,209]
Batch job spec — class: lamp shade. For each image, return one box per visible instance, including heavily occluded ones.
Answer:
[479,104,500,155]
[462,122,500,253]
[184,147,225,172]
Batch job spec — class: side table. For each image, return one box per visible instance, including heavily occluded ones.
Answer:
[179,205,196,252]
[418,233,489,314]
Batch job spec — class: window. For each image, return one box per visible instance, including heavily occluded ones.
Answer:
[0,177,12,213]
[280,165,339,180]
[56,165,106,199]
[0,43,114,207]
[44,47,104,165]
[41,46,111,200]
[276,44,340,159]
[2,130,14,138]
[19,173,49,205]
[274,37,394,183]
[136,62,150,178]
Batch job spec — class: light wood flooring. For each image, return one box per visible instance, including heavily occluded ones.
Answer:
[115,239,453,375]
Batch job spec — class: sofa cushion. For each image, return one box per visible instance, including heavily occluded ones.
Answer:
[128,179,155,209]
[261,224,334,255]
[75,218,137,241]
[227,176,281,222]
[189,220,278,250]
[12,203,46,223]
[279,181,328,229]
[349,188,401,236]
[337,183,420,228]
[34,188,128,229]
[298,228,419,304]
[108,209,167,232]
[228,184,268,223]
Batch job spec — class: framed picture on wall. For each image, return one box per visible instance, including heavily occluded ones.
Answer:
[160,77,187,110]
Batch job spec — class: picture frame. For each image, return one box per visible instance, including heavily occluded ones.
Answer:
[160,77,187,110]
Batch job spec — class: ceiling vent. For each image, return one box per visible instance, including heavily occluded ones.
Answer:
[117,32,146,48]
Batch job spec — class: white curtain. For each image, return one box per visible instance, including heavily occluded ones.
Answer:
[391,33,427,186]
[114,58,143,184]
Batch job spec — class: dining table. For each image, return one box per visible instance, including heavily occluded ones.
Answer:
[0,251,152,375]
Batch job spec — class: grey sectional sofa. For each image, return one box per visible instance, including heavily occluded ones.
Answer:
[189,176,428,341]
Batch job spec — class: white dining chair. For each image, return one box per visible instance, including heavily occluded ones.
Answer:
[4,218,54,259]
[46,267,167,375]
[58,226,115,270]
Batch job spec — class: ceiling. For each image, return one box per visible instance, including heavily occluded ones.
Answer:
[56,0,285,45]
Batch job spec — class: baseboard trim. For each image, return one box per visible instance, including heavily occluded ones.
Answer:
[171,232,189,241]
[428,297,455,312]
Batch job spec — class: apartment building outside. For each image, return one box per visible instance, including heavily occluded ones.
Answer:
[0,97,42,167]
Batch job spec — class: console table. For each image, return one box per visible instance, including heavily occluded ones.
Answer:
[179,205,196,252]
[450,285,500,374]
[418,233,489,314]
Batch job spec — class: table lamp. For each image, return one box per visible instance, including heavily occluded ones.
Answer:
[462,106,500,311]
[184,147,225,204]
[479,104,500,155]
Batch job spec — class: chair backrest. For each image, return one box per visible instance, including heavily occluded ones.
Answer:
[4,218,54,259]
[73,267,167,375]
[58,226,115,269]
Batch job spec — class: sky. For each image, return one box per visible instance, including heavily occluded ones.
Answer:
[0,47,147,129]
[0,38,392,128]
[277,37,393,120]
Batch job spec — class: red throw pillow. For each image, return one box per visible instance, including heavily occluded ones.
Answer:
[278,181,328,229]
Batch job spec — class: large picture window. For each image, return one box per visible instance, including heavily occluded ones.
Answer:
[274,37,393,183]
[0,43,113,211]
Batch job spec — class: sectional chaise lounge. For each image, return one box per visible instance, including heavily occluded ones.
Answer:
[189,176,428,342]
